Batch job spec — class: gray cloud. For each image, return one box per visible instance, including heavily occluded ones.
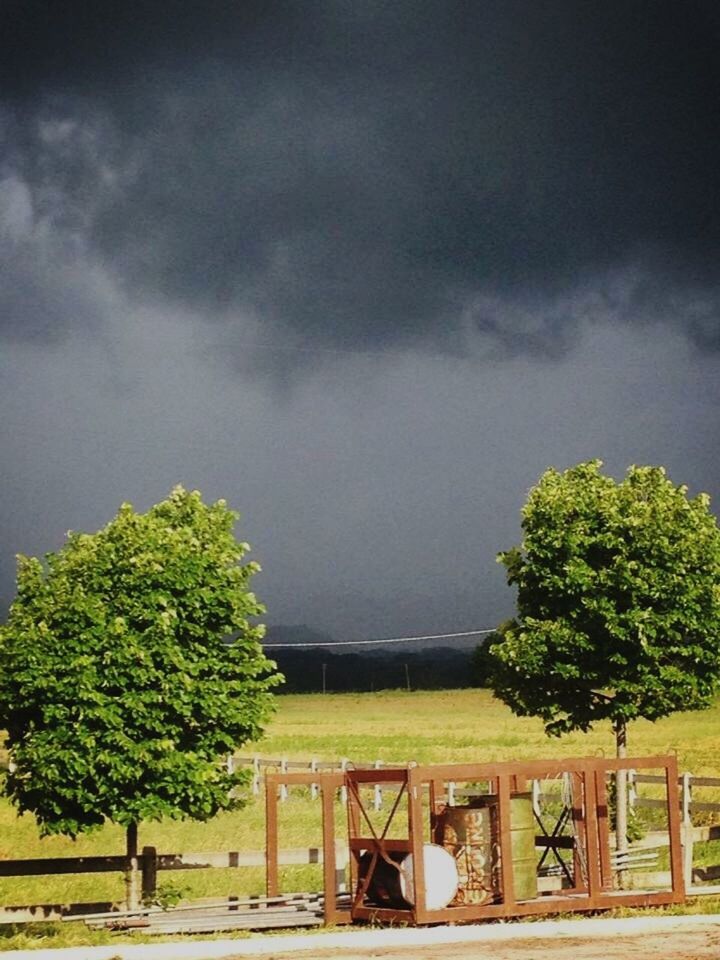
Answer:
[1,312,718,634]
[1,1,718,362]
[2,1,719,637]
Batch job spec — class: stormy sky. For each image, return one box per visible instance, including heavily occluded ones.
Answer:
[1,1,719,640]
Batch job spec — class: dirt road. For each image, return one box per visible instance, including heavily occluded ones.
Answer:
[260,926,720,960]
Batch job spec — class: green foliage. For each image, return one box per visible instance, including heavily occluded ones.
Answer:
[489,460,720,737]
[0,487,283,837]
[143,881,189,911]
[473,621,514,688]
[471,641,494,687]
[605,777,644,843]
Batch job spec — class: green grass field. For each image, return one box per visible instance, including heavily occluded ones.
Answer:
[1,688,720,948]
[258,688,720,771]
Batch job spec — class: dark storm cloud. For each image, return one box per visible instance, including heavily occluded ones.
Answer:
[1,0,719,356]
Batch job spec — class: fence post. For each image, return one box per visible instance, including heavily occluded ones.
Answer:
[340,758,348,805]
[681,772,694,888]
[448,781,456,806]
[531,779,541,820]
[373,760,383,811]
[252,757,261,796]
[280,758,288,802]
[335,840,349,893]
[141,846,158,904]
[310,759,319,801]
[627,769,636,816]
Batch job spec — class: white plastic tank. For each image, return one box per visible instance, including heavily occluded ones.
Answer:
[398,843,459,910]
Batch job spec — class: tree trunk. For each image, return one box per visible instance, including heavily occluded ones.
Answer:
[125,821,140,911]
[614,719,628,889]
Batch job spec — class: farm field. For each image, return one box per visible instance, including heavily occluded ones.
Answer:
[1,688,720,942]
[255,688,720,772]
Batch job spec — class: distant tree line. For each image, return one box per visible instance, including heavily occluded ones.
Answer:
[269,644,491,693]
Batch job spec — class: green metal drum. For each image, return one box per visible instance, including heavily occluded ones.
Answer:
[508,792,538,901]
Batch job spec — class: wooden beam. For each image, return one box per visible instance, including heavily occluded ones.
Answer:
[0,856,126,877]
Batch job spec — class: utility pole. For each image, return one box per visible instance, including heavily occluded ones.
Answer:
[404,663,411,692]
[322,662,327,694]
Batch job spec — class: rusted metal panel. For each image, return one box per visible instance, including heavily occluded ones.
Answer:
[321,779,351,925]
[337,754,685,926]
[349,837,411,853]
[264,768,351,925]
[408,766,426,923]
[665,754,685,902]
[261,755,684,928]
[496,774,516,910]
[345,767,415,783]
[594,771,613,890]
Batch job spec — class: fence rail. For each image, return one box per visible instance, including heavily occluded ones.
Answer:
[234,755,720,818]
[0,844,347,924]
[0,856,127,878]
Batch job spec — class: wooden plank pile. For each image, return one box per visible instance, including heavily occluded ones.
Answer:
[76,893,350,935]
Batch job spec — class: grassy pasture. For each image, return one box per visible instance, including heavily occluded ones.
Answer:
[259,688,720,771]
[1,688,720,942]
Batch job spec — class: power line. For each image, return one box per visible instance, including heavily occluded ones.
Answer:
[263,628,495,649]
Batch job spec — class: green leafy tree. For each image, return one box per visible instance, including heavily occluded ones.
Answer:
[489,461,720,862]
[0,487,282,905]
[472,622,514,688]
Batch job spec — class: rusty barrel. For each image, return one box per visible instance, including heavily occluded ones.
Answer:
[439,802,496,904]
[439,792,537,904]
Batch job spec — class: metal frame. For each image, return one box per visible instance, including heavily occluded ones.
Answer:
[345,755,684,925]
[265,754,684,927]
[265,769,352,926]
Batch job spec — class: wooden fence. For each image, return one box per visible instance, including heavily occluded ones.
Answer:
[0,844,348,924]
[234,754,720,815]
[1,756,720,923]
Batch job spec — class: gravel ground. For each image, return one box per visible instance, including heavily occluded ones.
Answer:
[261,926,720,960]
[4,916,720,960]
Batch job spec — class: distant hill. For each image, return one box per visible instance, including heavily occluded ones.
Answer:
[263,623,484,693]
